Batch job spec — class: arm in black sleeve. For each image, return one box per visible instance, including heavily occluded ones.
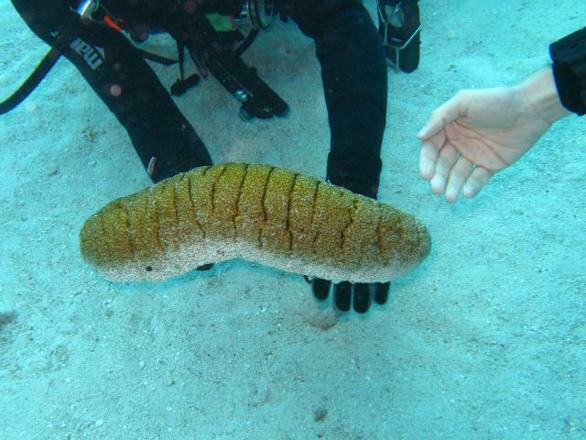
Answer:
[549,27,586,116]
[10,0,213,183]
[286,0,388,198]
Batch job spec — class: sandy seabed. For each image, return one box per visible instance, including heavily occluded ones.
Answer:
[1,1,585,439]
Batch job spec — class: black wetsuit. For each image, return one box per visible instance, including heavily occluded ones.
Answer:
[11,0,387,200]
[12,0,390,313]
[550,27,586,116]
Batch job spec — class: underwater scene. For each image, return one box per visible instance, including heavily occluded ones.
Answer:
[1,0,584,438]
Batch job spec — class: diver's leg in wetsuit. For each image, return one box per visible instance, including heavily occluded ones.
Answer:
[286,0,388,199]
[10,0,212,183]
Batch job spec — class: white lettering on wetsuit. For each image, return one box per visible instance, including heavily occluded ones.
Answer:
[70,38,105,70]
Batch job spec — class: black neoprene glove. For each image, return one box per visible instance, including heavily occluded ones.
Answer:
[306,179,391,314]
[309,278,391,314]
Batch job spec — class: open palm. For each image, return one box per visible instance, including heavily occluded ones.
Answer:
[418,87,554,202]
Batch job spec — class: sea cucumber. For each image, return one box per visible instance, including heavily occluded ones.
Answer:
[79,163,431,283]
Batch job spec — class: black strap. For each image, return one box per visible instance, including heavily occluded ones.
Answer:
[135,47,178,66]
[202,48,289,119]
[178,15,288,119]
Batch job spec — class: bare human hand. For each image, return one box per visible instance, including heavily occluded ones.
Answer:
[417,68,570,202]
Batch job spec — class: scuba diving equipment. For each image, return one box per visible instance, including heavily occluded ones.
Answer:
[176,13,288,119]
[549,27,586,116]
[0,28,77,115]
[74,0,100,19]
[208,0,276,29]
[2,0,286,121]
[0,48,61,116]
[236,0,275,29]
[376,0,421,73]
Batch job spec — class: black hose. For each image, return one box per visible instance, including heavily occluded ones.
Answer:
[233,29,259,57]
[0,48,61,115]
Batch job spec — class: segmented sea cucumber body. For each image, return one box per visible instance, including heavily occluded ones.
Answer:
[80,163,431,282]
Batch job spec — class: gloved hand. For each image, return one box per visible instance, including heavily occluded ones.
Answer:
[307,277,391,313]
[306,172,391,313]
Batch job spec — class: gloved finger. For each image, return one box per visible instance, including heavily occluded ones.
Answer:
[417,91,468,139]
[445,156,474,203]
[462,166,494,199]
[312,278,331,301]
[334,282,352,312]
[430,143,458,196]
[374,282,391,305]
[196,263,214,271]
[353,283,371,313]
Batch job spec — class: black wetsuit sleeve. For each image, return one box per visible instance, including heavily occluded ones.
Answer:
[286,0,388,198]
[550,27,586,116]
[10,0,212,183]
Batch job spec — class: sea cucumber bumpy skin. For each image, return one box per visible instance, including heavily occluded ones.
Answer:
[80,163,431,283]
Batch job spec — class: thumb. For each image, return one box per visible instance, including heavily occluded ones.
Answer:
[417,91,468,139]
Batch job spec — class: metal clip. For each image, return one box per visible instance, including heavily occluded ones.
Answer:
[73,0,100,19]
[377,1,421,73]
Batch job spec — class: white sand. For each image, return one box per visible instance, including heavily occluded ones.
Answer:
[1,1,585,438]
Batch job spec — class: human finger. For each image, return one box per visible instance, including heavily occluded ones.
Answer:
[462,167,494,199]
[445,156,474,203]
[417,92,468,140]
[419,140,440,180]
[430,143,458,195]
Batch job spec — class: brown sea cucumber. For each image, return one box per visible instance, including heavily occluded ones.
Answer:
[80,163,431,283]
